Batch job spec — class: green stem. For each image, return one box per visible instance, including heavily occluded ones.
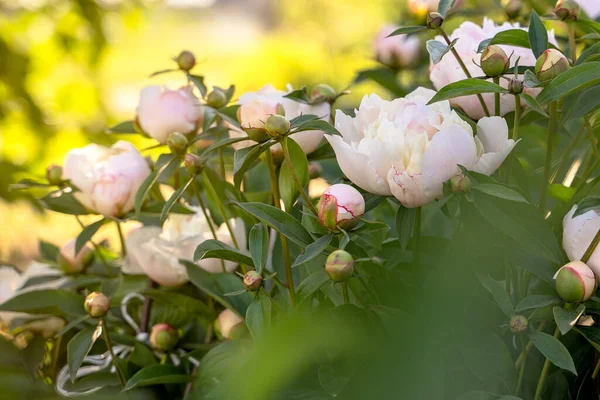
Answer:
[513,94,521,141]
[550,124,585,184]
[216,117,226,179]
[568,23,577,64]
[75,216,114,278]
[582,229,600,263]
[191,182,225,272]
[539,102,558,213]
[533,326,560,400]
[592,358,600,379]
[494,77,501,116]
[585,117,600,158]
[515,334,528,396]
[101,319,126,387]
[341,282,350,304]
[280,137,318,215]
[414,207,422,267]
[440,28,490,117]
[116,221,127,257]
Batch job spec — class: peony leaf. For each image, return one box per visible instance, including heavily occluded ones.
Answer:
[528,11,548,58]
[553,304,585,335]
[75,218,106,254]
[521,93,548,117]
[0,289,85,317]
[107,120,139,134]
[160,177,194,224]
[437,0,455,16]
[528,331,577,375]
[187,73,207,97]
[427,39,457,64]
[233,142,274,189]
[514,295,561,312]
[67,323,102,383]
[249,222,269,273]
[245,292,272,340]
[194,239,254,267]
[292,234,333,268]
[123,364,191,391]
[279,137,309,211]
[395,205,416,250]
[427,79,508,104]
[386,26,428,37]
[297,270,331,304]
[536,62,600,105]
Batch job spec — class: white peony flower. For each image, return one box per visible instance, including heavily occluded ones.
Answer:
[580,0,600,19]
[563,205,600,280]
[63,141,151,217]
[326,87,517,208]
[429,18,557,120]
[123,208,246,287]
[374,25,421,69]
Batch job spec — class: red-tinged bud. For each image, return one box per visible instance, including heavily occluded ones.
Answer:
[149,323,179,351]
[554,261,597,303]
[509,315,528,333]
[555,0,580,21]
[310,84,337,103]
[84,292,109,318]
[243,270,262,292]
[215,309,246,339]
[325,250,354,282]
[481,45,510,77]
[427,12,444,29]
[318,184,365,232]
[535,49,570,82]
[184,153,203,175]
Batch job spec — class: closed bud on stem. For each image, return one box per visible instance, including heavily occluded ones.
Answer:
[46,164,63,185]
[167,132,189,154]
[481,45,510,77]
[184,153,203,175]
[326,250,355,282]
[308,162,322,179]
[176,50,196,71]
[555,0,580,21]
[554,261,597,303]
[243,270,262,292]
[206,88,228,108]
[509,315,528,333]
[310,84,337,103]
[450,174,471,193]
[215,309,246,340]
[149,323,179,351]
[318,184,365,232]
[503,0,523,19]
[427,12,444,29]
[535,49,570,82]
[84,292,109,318]
[57,239,94,275]
[264,115,290,138]
[508,78,524,94]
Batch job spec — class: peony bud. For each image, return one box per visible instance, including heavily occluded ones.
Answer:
[554,261,597,303]
[84,292,109,318]
[318,184,365,232]
[555,0,580,21]
[167,132,189,154]
[509,315,529,333]
[503,0,523,19]
[215,309,246,339]
[57,239,94,275]
[450,174,471,193]
[310,84,337,103]
[46,164,63,185]
[184,153,203,175]
[508,78,524,94]
[177,50,196,71]
[206,88,228,108]
[150,323,179,351]
[264,115,290,138]
[308,162,322,179]
[243,270,262,292]
[325,250,354,282]
[535,49,570,82]
[427,12,444,29]
[481,45,510,77]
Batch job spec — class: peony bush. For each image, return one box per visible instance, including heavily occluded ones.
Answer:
[4,0,600,399]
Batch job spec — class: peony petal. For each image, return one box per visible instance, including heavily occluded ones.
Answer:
[563,206,600,277]
[387,167,431,208]
[476,117,510,152]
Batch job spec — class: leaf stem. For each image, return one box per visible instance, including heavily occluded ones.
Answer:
[582,229,600,263]
[341,282,350,304]
[74,216,114,278]
[515,334,528,396]
[215,117,226,179]
[280,137,318,215]
[533,326,560,400]
[140,278,156,334]
[592,357,600,379]
[116,221,127,257]
[513,94,521,141]
[414,206,422,267]
[191,182,226,272]
[539,102,557,213]
[494,77,501,116]
[568,22,577,64]
[101,319,126,387]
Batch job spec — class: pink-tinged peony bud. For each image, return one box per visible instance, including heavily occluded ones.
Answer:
[310,84,337,103]
[555,0,580,21]
[177,50,196,71]
[264,114,290,138]
[243,270,262,292]
[535,49,570,82]
[481,45,510,77]
[84,292,109,318]
[508,78,524,94]
[206,88,228,109]
[215,309,246,339]
[238,98,283,131]
[46,164,63,185]
[184,153,203,175]
[554,261,597,303]
[318,184,365,232]
[450,174,471,193]
[57,239,94,275]
[509,315,528,333]
[374,25,421,70]
[167,132,189,155]
[325,250,354,282]
[149,323,179,351]
[503,0,523,19]
[427,12,444,29]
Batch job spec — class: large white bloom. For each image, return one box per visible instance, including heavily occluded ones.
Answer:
[563,205,600,279]
[580,0,600,19]
[430,18,557,120]
[326,87,517,208]
[231,85,331,155]
[123,208,246,287]
[63,141,151,217]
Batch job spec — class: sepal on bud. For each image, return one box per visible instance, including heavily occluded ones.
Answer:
[535,49,570,82]
[46,164,63,186]
[84,292,109,318]
[555,0,580,21]
[509,315,528,333]
[554,261,597,303]
[264,115,290,138]
[481,45,510,77]
[427,12,444,29]
[149,323,179,351]
[325,250,354,282]
[167,132,189,154]
[177,50,196,71]
[243,270,263,292]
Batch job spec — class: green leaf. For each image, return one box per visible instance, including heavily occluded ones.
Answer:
[142,288,213,315]
[160,178,194,224]
[528,331,577,375]
[187,73,207,97]
[39,240,59,261]
[427,39,458,64]
[233,202,313,247]
[39,190,89,215]
[233,142,273,189]
[135,156,179,216]
[129,342,157,367]
[548,184,576,204]
[561,85,600,121]
[472,184,528,203]
[290,114,319,129]
[536,62,600,105]
[194,239,254,267]
[292,120,341,136]
[200,137,249,161]
[575,326,600,352]
[75,218,105,254]
[477,274,514,318]
[515,295,561,312]
[67,324,102,383]
[521,93,548,117]
[437,0,455,16]
[297,270,331,304]
[284,87,310,104]
[54,314,91,338]
[0,289,85,316]
[487,29,531,49]
[395,206,416,250]
[249,223,269,273]
[577,42,600,65]
[292,234,333,268]
[528,11,548,58]
[386,26,428,37]
[9,178,50,190]
[574,196,600,217]
[123,364,191,391]
[524,69,542,88]
[107,120,138,134]
[553,304,585,335]
[149,68,177,77]
[318,361,354,397]
[427,79,508,105]
[279,137,309,211]
[245,292,271,340]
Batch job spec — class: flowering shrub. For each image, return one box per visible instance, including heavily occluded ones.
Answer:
[4,0,600,399]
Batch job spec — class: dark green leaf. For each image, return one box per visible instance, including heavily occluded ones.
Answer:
[395,206,416,250]
[524,69,542,88]
[149,68,176,77]
[427,79,508,104]
[9,178,50,190]
[521,93,548,117]
[107,120,138,134]
[200,137,249,161]
[386,26,428,37]
[187,74,207,97]
[529,11,548,58]
[245,292,271,340]
[553,304,585,335]
[297,270,331,304]
[488,29,531,49]
[279,137,309,211]
[160,178,194,224]
[537,62,600,105]
[135,156,178,216]
[249,223,269,273]
[233,142,273,188]
[515,295,561,312]
[292,234,333,268]
[39,190,89,215]
[290,114,319,129]
[528,331,577,375]
[39,241,59,261]
[75,218,105,254]
[437,0,455,16]
[574,196,600,217]
[427,39,457,65]
[477,274,514,318]
[577,42,600,65]
[472,184,528,203]
[548,184,576,204]
[123,364,191,391]
[284,87,310,104]
[561,85,600,121]
[54,314,91,338]
[194,239,254,267]
[142,288,213,315]
[129,342,157,367]
[292,120,341,136]
[68,324,102,383]
[0,289,85,316]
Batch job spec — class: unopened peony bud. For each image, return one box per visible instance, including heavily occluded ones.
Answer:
[450,174,471,193]
[264,115,290,138]
[427,12,444,29]
[318,184,365,232]
[206,88,228,108]
[555,0,580,21]
[177,50,196,71]
[509,315,529,333]
[554,261,597,303]
[46,164,63,185]
[167,132,189,154]
[57,239,94,275]
[84,292,109,318]
[535,49,570,82]
[481,46,510,77]
[215,309,246,339]
[243,270,262,292]
[325,250,354,282]
[149,323,179,351]
[184,153,203,175]
[508,78,524,94]
[310,84,337,103]
[308,162,322,179]
[503,0,523,19]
